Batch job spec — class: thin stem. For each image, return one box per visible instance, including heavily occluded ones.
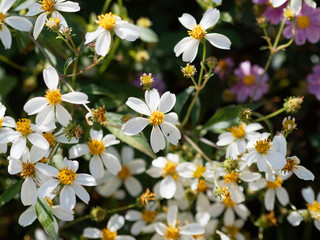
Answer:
[101,0,112,14]
[253,107,285,122]
[0,54,30,72]
[61,214,90,229]
[180,89,200,127]
[273,18,286,49]
[118,0,123,18]
[197,42,207,86]
[72,57,79,89]
[65,56,104,78]
[106,203,136,214]
[57,32,77,55]
[183,134,212,163]
[190,76,197,87]
[99,37,120,73]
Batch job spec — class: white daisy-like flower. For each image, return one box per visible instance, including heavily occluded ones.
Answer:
[8,146,48,206]
[0,0,32,49]
[0,102,15,153]
[264,175,289,211]
[83,214,135,240]
[24,66,89,128]
[301,187,320,230]
[154,204,204,239]
[282,156,314,181]
[216,122,263,159]
[122,88,181,153]
[37,157,96,210]
[26,0,80,39]
[147,153,184,199]
[0,117,49,159]
[69,128,121,179]
[221,219,246,240]
[174,8,231,63]
[243,133,287,172]
[84,12,140,56]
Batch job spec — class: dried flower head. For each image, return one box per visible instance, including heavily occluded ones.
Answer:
[92,105,108,126]
[284,96,304,113]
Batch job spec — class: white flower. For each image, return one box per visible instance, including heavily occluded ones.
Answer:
[69,128,121,179]
[264,175,289,211]
[83,214,135,240]
[282,156,314,181]
[85,12,140,56]
[0,0,32,49]
[0,102,15,153]
[301,186,320,230]
[95,146,146,197]
[24,66,89,128]
[154,205,204,239]
[37,157,96,210]
[221,219,246,240]
[216,122,263,159]
[243,133,287,172]
[174,8,231,62]
[122,88,181,153]
[287,210,304,227]
[26,0,80,39]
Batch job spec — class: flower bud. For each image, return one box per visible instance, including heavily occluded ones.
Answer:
[239,108,252,124]
[181,64,196,78]
[283,96,303,113]
[90,206,107,222]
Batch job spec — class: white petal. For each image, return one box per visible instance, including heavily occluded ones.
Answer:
[164,112,179,125]
[52,206,74,221]
[60,185,76,210]
[124,177,143,197]
[61,92,89,104]
[55,1,80,12]
[302,187,315,204]
[89,155,104,179]
[83,227,103,238]
[180,223,204,235]
[154,222,167,236]
[56,104,72,126]
[71,183,90,204]
[43,66,59,90]
[276,187,289,206]
[85,27,105,44]
[95,31,111,56]
[26,3,43,16]
[128,159,146,175]
[35,105,55,126]
[160,122,181,145]
[121,146,134,164]
[287,211,303,226]
[245,123,263,133]
[101,152,122,175]
[2,116,16,127]
[8,158,22,175]
[150,125,165,153]
[108,214,125,232]
[182,38,200,63]
[125,210,142,221]
[267,151,286,170]
[293,166,315,181]
[257,154,268,172]
[145,89,160,112]
[89,128,103,140]
[0,131,20,143]
[160,176,176,199]
[216,132,234,146]
[159,91,176,114]
[18,207,37,227]
[209,203,225,218]
[174,37,191,57]
[21,177,37,206]
[0,0,15,13]
[121,117,149,135]
[96,175,121,197]
[10,137,26,159]
[200,8,220,30]
[5,16,32,32]
[0,26,12,49]
[265,189,275,211]
[223,208,235,226]
[74,173,96,186]
[167,204,178,226]
[245,152,258,166]
[63,158,79,171]
[205,33,231,50]
[38,179,60,199]
[130,220,146,235]
[69,144,90,158]
[234,204,249,220]
[33,13,46,39]
[103,134,120,147]
[36,163,59,177]
[146,167,163,178]
[272,134,287,156]
[126,97,151,116]
[269,0,287,7]
[24,97,48,115]
[114,21,140,41]
[178,13,196,30]
[27,133,49,150]
[239,171,261,182]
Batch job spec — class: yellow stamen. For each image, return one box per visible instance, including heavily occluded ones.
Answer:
[102,228,117,240]
[243,74,255,86]
[193,165,206,178]
[140,73,154,86]
[0,12,5,21]
[188,24,206,40]
[46,17,60,29]
[307,201,320,221]
[266,175,283,189]
[225,225,240,238]
[43,132,55,147]
[0,117,3,128]
[117,166,131,180]
[39,0,56,14]
[140,188,156,206]
[254,139,271,155]
[181,64,196,77]
[197,179,208,193]
[223,196,236,208]
[223,171,240,184]
[163,161,178,180]
[282,157,298,173]
[21,162,36,178]
[46,197,53,208]
[149,110,165,125]
[97,12,117,30]
[16,118,32,136]
[228,123,246,139]
[57,167,77,185]
[297,15,310,29]
[45,89,62,105]
[164,224,180,240]
[88,138,106,155]
[141,210,157,223]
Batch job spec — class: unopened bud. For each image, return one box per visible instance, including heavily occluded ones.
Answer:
[239,108,252,124]
[63,121,84,141]
[206,56,218,69]
[257,16,268,27]
[90,206,107,222]
[222,158,240,173]
[136,50,150,63]
[283,96,303,113]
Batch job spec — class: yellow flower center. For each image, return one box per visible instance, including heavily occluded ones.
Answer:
[307,201,320,221]
[39,0,56,14]
[141,210,157,223]
[140,73,153,86]
[45,89,62,105]
[149,110,165,125]
[182,64,196,77]
[297,15,310,29]
[43,132,55,147]
[57,167,77,185]
[254,139,271,155]
[282,157,298,173]
[46,197,53,208]
[164,224,180,240]
[21,161,36,178]
[117,166,131,180]
[223,196,236,208]
[88,138,106,155]
[97,12,117,30]
[266,175,283,189]
[0,12,5,21]
[102,228,117,240]
[46,17,60,29]
[163,161,179,180]
[284,9,295,19]
[16,118,32,136]
[136,17,152,28]
[228,123,246,139]
[283,118,296,131]
[197,179,208,193]
[193,165,206,178]
[0,117,3,128]
[243,74,255,86]
[188,24,206,40]
[223,171,240,184]
[225,225,240,238]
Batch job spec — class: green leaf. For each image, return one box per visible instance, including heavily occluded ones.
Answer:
[138,27,159,43]
[35,198,56,240]
[64,57,76,75]
[105,112,157,159]
[174,88,195,116]
[0,179,23,208]
[191,97,201,125]
[0,75,17,99]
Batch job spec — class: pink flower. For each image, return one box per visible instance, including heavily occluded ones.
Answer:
[252,0,285,25]
[307,64,320,100]
[230,61,269,102]
[214,57,235,80]
[283,3,320,45]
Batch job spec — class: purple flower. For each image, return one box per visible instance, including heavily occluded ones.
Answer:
[263,4,286,25]
[307,64,320,100]
[214,57,235,80]
[230,61,269,102]
[283,3,320,45]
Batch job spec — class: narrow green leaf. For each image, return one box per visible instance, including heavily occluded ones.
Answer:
[106,112,157,159]
[138,27,159,43]
[0,179,23,207]
[64,57,76,75]
[35,198,56,240]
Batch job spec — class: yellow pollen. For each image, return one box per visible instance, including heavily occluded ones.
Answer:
[88,138,106,155]
[283,118,296,131]
[46,197,53,208]
[43,132,55,147]
[225,225,240,238]
[182,64,196,77]
[297,15,310,29]
[0,12,5,21]
[102,228,117,240]
[266,175,283,189]
[140,73,154,86]
[16,118,32,135]
[164,224,180,240]
[141,210,157,223]
[188,24,206,40]
[0,117,3,128]
[149,110,165,125]
[117,166,131,180]
[307,201,320,221]
[243,74,256,86]
[223,171,240,184]
[46,17,60,28]
[282,157,298,173]
[163,161,177,175]
[97,12,117,30]
[197,180,208,193]
[57,167,77,185]
[45,89,62,105]
[223,196,236,208]
[140,188,156,206]
[254,139,271,155]
[21,162,36,178]
[228,123,246,139]
[284,9,295,19]
[39,0,56,14]
[193,165,206,178]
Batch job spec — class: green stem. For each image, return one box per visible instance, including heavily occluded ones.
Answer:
[180,89,200,127]
[98,37,120,74]
[252,112,273,135]
[197,42,207,86]
[71,57,79,89]
[57,32,77,55]
[273,18,286,49]
[101,0,112,14]
[118,0,123,18]
[0,54,30,72]
[106,203,136,214]
[61,214,90,229]
[253,107,285,122]
[65,56,104,78]
[182,133,212,163]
